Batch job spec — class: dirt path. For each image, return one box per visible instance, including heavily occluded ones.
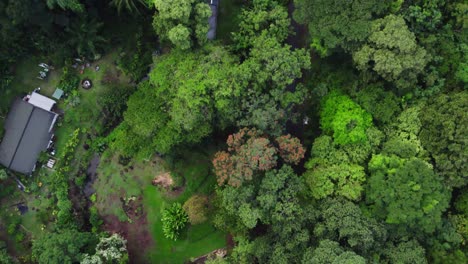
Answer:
[84,154,100,197]
[286,1,308,49]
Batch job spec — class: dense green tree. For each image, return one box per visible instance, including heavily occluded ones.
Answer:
[353,84,401,125]
[32,230,97,264]
[366,155,450,233]
[232,0,290,51]
[110,46,238,155]
[304,162,366,201]
[320,91,373,145]
[82,234,128,264]
[419,92,468,188]
[302,239,365,264]
[353,15,430,92]
[293,0,391,55]
[152,0,211,49]
[314,198,387,254]
[233,34,310,135]
[381,240,427,264]
[220,166,313,263]
[382,105,427,159]
[0,249,15,264]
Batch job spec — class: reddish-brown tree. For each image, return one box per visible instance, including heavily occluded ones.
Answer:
[213,128,305,187]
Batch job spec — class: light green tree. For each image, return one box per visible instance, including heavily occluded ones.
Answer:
[320,91,373,145]
[152,0,211,49]
[0,169,7,180]
[168,24,192,50]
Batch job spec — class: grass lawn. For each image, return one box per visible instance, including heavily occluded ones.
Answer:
[94,149,226,263]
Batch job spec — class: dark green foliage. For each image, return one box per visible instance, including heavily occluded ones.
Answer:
[46,0,84,12]
[381,240,427,264]
[59,66,80,93]
[353,84,401,125]
[100,85,135,133]
[66,16,106,58]
[302,240,365,264]
[293,0,391,55]
[0,249,15,264]
[116,29,153,81]
[32,229,97,264]
[161,203,189,241]
[419,92,468,188]
[353,15,430,92]
[314,198,387,254]
[366,155,450,233]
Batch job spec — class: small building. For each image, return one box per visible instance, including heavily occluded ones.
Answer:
[207,0,219,40]
[0,95,58,175]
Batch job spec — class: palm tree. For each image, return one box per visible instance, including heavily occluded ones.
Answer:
[110,0,148,14]
[66,17,107,59]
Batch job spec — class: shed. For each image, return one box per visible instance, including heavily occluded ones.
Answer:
[52,88,64,100]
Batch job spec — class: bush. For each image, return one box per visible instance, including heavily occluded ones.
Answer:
[183,195,209,225]
[161,203,188,241]
[59,66,80,93]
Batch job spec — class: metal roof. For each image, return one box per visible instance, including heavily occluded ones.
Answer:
[0,99,57,174]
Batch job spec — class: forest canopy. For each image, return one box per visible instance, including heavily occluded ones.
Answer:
[0,0,467,263]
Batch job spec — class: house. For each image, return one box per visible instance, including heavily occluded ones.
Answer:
[207,0,219,40]
[0,93,58,175]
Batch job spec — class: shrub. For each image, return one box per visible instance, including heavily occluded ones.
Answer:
[183,195,209,225]
[161,203,188,241]
[59,66,80,93]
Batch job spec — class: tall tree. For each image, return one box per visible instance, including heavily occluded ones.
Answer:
[213,128,305,187]
[320,91,373,145]
[314,198,387,254]
[32,230,97,264]
[419,92,468,188]
[366,155,450,233]
[293,0,391,56]
[110,46,238,156]
[353,15,430,92]
[152,0,211,49]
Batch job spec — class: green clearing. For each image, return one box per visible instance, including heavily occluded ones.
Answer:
[94,149,225,263]
[0,50,131,253]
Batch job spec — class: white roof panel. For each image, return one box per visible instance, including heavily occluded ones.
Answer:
[28,92,56,111]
